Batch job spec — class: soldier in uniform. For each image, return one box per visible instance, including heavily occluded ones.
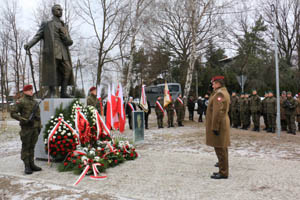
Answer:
[261,92,269,130]
[280,91,287,131]
[283,91,298,134]
[187,96,195,121]
[166,95,175,128]
[24,4,74,98]
[175,94,185,126]
[266,91,277,133]
[155,96,164,128]
[11,85,42,174]
[249,89,261,131]
[205,76,230,179]
[87,86,103,115]
[296,94,300,132]
[239,93,247,129]
[125,97,136,129]
[244,93,251,129]
[230,92,240,128]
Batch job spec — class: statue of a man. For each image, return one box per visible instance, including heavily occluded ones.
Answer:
[24,4,74,98]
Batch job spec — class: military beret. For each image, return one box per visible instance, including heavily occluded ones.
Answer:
[287,91,292,95]
[268,90,273,93]
[89,86,96,92]
[252,89,257,92]
[23,84,33,91]
[281,91,286,95]
[211,76,224,82]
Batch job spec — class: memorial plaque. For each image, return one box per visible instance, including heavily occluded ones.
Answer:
[44,101,49,111]
[133,111,144,144]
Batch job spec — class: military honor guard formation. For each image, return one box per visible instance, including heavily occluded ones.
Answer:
[8,4,300,183]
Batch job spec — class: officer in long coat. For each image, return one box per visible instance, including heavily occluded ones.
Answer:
[206,76,230,179]
[249,89,261,131]
[155,96,164,128]
[87,86,103,115]
[24,4,74,98]
[11,85,42,174]
[283,91,298,134]
[175,94,185,126]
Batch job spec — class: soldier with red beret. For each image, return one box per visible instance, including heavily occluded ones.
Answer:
[87,86,103,115]
[205,76,231,179]
[11,85,42,174]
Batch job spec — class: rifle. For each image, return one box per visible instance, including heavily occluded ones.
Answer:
[26,49,38,95]
[28,91,48,122]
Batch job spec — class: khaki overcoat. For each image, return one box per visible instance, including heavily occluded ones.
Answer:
[206,87,231,147]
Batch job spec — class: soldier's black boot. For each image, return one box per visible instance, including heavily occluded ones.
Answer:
[24,161,32,175]
[272,128,275,133]
[30,160,42,171]
[267,128,272,133]
[256,127,260,132]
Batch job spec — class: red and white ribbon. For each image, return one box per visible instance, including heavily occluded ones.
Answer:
[95,110,110,139]
[128,103,135,112]
[73,164,90,186]
[177,97,183,105]
[156,101,165,115]
[90,163,107,179]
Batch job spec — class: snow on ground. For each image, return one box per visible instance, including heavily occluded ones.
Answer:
[1,114,300,199]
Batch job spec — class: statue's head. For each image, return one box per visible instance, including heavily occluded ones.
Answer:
[52,4,63,18]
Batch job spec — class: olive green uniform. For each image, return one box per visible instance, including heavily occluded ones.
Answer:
[87,94,103,114]
[296,98,300,131]
[280,96,287,131]
[174,97,184,126]
[261,96,269,130]
[11,95,42,168]
[266,96,277,133]
[155,100,164,128]
[165,102,175,127]
[249,94,261,131]
[240,97,250,129]
[283,97,298,134]
[230,96,240,128]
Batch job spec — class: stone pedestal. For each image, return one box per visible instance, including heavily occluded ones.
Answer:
[35,98,86,160]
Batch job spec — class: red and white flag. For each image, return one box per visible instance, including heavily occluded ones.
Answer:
[106,84,114,130]
[139,85,149,112]
[116,83,126,132]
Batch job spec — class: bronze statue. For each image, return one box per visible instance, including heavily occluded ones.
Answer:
[24,4,74,98]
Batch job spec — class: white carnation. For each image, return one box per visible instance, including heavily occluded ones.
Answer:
[67,132,71,136]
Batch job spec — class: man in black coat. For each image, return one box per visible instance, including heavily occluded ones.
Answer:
[187,96,195,121]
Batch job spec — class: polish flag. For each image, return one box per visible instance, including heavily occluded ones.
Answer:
[116,83,126,132]
[106,84,114,130]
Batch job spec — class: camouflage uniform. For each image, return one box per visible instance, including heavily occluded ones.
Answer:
[249,94,261,131]
[174,97,185,126]
[87,94,103,114]
[266,95,277,133]
[166,102,175,127]
[230,95,240,128]
[11,94,42,174]
[283,95,298,134]
[155,99,164,128]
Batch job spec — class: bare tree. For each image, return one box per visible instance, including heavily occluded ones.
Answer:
[75,0,129,87]
[263,0,300,68]
[123,0,154,98]
[148,0,232,97]
[1,0,28,92]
